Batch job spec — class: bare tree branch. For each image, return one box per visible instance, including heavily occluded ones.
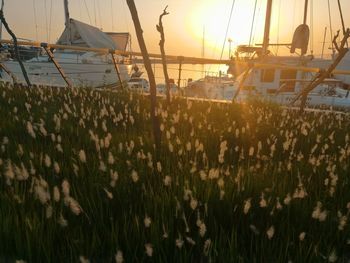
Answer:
[157,5,171,104]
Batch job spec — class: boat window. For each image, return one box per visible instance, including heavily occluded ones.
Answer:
[280,70,297,80]
[260,69,275,83]
[280,70,297,92]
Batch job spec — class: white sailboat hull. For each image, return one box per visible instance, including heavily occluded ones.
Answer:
[185,84,350,108]
[0,58,132,88]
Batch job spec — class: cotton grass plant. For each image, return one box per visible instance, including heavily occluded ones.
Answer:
[0,83,350,262]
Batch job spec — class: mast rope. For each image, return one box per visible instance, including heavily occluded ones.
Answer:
[32,0,39,41]
[327,0,334,55]
[93,0,97,27]
[48,0,53,43]
[83,0,92,25]
[97,0,102,29]
[219,0,236,60]
[276,0,281,54]
[249,0,258,46]
[111,0,114,31]
[44,0,49,42]
[251,0,262,47]
[292,0,296,34]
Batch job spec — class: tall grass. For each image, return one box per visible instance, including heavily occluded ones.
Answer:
[0,83,350,262]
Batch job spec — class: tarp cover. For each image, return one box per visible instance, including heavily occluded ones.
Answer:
[57,19,122,50]
[106,32,130,51]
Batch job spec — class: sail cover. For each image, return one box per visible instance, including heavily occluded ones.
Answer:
[57,19,124,50]
[105,32,130,51]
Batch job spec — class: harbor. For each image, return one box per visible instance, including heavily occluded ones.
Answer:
[1,0,350,262]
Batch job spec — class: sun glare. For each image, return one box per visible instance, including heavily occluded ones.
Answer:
[186,1,266,57]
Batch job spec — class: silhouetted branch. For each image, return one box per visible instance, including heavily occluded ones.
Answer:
[157,5,171,104]
[0,8,31,87]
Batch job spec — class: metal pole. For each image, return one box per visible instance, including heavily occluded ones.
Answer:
[177,57,183,91]
[321,27,327,59]
[303,0,309,25]
[262,0,273,56]
[228,38,232,58]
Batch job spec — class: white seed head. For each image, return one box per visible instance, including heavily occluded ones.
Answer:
[266,226,275,239]
[79,150,87,163]
[115,250,123,263]
[145,243,153,257]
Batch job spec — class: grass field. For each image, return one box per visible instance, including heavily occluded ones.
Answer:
[1,84,350,262]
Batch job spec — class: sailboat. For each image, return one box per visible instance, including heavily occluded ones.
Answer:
[230,0,350,108]
[186,0,350,109]
[0,0,132,88]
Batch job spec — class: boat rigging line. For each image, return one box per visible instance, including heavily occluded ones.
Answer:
[327,0,334,57]
[32,0,39,41]
[251,0,263,47]
[337,0,348,47]
[219,0,235,60]
[44,0,49,42]
[276,0,281,54]
[111,0,114,31]
[96,0,102,29]
[93,0,97,27]
[83,0,92,25]
[49,0,53,43]
[249,0,258,47]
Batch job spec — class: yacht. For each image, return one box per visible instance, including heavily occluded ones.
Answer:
[0,0,132,88]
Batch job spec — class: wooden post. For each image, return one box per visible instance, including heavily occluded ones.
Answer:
[110,51,124,88]
[126,0,161,158]
[42,44,72,88]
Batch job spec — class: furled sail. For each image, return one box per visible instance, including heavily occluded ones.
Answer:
[56,19,120,50]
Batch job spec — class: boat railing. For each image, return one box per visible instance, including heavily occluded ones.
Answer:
[2,39,350,89]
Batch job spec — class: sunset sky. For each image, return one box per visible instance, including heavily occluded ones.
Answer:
[2,0,350,60]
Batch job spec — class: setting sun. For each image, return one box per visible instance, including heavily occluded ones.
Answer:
[185,0,267,57]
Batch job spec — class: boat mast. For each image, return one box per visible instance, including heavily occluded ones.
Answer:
[262,0,273,56]
[64,0,71,44]
[64,0,70,27]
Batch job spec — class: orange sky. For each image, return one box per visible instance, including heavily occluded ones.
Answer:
[2,0,350,60]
